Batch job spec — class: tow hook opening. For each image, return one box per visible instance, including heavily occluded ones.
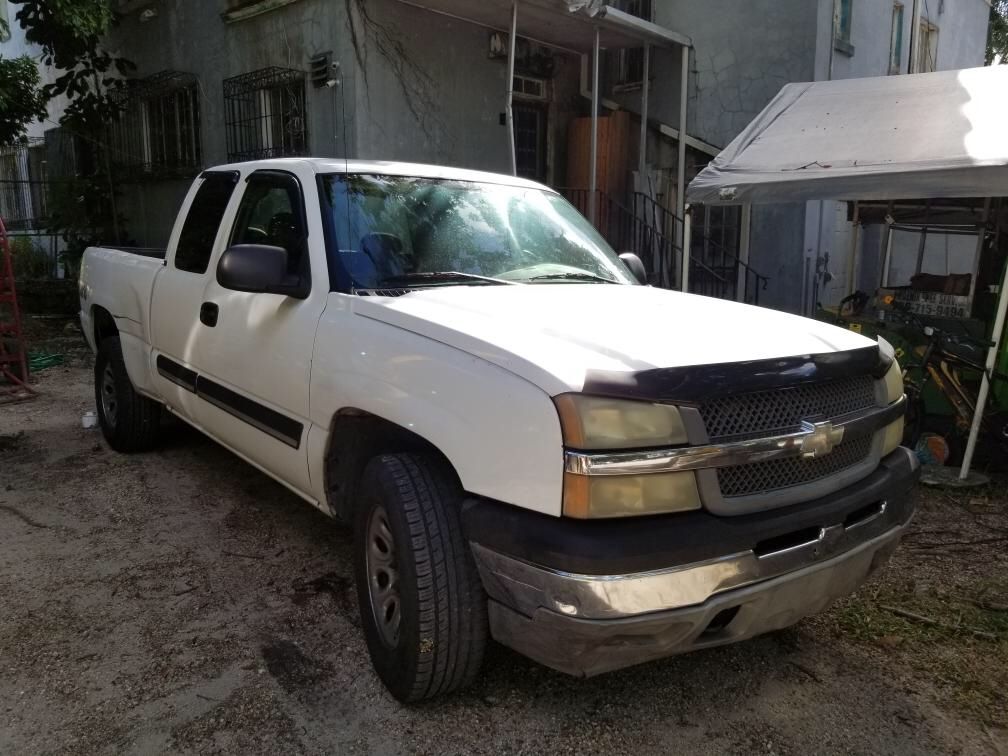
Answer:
[700,606,740,637]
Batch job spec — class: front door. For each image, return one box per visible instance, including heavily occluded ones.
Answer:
[185,168,330,496]
[513,101,548,184]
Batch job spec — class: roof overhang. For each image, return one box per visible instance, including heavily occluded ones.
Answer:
[396,0,691,54]
[687,65,1008,206]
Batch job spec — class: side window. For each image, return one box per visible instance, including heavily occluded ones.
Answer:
[230,172,308,275]
[175,172,239,274]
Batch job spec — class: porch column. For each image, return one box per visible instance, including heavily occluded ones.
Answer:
[676,45,689,259]
[589,26,600,226]
[637,44,650,181]
[506,2,518,176]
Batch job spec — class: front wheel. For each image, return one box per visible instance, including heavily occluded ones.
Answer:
[94,337,162,452]
[353,453,488,702]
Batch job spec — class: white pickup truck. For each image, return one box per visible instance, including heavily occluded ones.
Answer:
[79,158,916,702]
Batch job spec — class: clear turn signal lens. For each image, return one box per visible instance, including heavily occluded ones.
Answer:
[554,394,689,450]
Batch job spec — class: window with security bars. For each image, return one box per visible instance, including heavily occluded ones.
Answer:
[223,67,308,162]
[612,0,653,88]
[105,71,202,178]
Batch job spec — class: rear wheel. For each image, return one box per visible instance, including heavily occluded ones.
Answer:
[353,453,488,702]
[94,337,161,452]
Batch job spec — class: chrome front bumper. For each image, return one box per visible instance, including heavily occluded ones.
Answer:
[469,448,918,677]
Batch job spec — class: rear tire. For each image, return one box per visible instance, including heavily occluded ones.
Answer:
[94,337,161,452]
[353,453,488,702]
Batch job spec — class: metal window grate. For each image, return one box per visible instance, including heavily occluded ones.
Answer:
[223,67,308,162]
[0,138,48,230]
[699,375,877,443]
[106,71,203,178]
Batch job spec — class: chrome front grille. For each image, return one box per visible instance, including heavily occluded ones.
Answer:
[700,375,878,500]
[700,374,877,443]
[716,435,874,498]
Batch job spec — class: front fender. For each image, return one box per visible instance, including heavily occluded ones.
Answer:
[309,309,564,516]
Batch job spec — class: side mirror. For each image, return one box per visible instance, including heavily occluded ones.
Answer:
[619,252,648,285]
[217,244,309,299]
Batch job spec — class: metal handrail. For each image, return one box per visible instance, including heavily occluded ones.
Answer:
[558,186,769,303]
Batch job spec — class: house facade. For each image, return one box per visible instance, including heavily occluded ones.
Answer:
[5,0,991,310]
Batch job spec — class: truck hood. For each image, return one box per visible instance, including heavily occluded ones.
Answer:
[352,285,876,396]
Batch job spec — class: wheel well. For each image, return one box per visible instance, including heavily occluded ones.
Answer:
[324,410,461,522]
[92,306,118,346]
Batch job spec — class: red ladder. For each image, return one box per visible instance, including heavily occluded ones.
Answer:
[0,216,36,403]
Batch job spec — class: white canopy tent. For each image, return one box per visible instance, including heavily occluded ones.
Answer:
[685,65,1008,479]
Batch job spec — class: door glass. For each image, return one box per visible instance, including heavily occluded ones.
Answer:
[230,174,307,275]
[175,172,239,274]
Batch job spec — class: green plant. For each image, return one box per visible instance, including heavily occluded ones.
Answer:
[9,1,135,248]
[8,235,51,279]
[0,52,48,146]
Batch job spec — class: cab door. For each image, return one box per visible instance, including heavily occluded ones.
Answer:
[183,168,329,495]
[150,170,240,420]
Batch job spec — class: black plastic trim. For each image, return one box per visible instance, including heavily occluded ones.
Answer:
[462,449,918,576]
[156,354,197,393]
[195,376,303,449]
[581,345,890,406]
[155,355,302,449]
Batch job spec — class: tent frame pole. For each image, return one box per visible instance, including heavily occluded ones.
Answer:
[506,2,519,176]
[737,203,751,302]
[589,26,600,226]
[681,205,691,291]
[960,208,1002,480]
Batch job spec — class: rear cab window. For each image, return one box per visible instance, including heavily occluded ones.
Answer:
[174,171,239,274]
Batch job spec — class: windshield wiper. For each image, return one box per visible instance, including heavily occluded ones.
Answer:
[525,272,620,284]
[377,271,521,287]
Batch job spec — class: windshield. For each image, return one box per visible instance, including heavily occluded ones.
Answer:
[320,174,636,289]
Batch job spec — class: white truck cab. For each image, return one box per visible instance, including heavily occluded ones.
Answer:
[79,158,917,701]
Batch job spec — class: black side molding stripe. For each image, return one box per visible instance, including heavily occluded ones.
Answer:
[155,355,302,449]
[582,345,889,406]
[156,354,197,393]
[195,376,303,449]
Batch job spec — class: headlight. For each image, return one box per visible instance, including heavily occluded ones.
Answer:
[562,470,701,518]
[553,394,689,450]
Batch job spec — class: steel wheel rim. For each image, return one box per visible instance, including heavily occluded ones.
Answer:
[365,505,401,648]
[100,364,118,428]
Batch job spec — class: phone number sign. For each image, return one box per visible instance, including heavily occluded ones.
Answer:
[893,289,971,319]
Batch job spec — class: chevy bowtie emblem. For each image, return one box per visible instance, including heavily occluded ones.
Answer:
[799,419,844,458]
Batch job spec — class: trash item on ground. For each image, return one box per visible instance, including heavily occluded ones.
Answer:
[28,351,64,373]
[82,411,98,429]
[915,433,950,466]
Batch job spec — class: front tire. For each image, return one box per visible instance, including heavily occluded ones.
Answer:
[353,453,488,702]
[94,337,161,452]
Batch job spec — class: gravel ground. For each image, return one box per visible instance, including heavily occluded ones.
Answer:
[1,350,1006,755]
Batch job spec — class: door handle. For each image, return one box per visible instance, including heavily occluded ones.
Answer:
[200,302,219,327]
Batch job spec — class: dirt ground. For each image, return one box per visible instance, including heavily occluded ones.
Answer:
[1,325,1007,755]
